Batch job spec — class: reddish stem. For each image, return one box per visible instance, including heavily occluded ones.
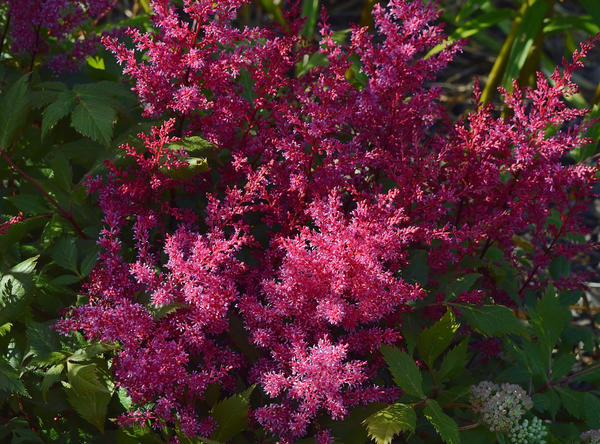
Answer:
[0,149,87,239]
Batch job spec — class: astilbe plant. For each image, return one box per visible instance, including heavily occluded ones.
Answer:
[0,0,116,71]
[56,0,598,441]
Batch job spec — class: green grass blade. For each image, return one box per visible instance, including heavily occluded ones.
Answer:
[501,0,551,91]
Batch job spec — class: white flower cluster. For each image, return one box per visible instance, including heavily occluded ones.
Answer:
[508,416,547,444]
[581,429,600,444]
[470,381,547,443]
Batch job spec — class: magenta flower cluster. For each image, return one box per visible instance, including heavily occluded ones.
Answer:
[1,0,115,71]
[56,0,598,441]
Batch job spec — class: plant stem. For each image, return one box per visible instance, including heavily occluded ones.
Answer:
[458,420,482,431]
[0,148,88,239]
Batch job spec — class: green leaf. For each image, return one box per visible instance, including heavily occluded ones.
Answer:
[0,322,11,336]
[423,400,460,444]
[401,249,429,285]
[550,354,576,381]
[516,339,547,378]
[41,91,77,140]
[529,286,570,360]
[329,403,385,444]
[362,403,416,444]
[161,157,209,180]
[556,388,585,420]
[260,0,287,28]
[456,304,528,336]
[4,418,43,443]
[578,0,600,26]
[436,338,469,382]
[502,0,550,90]
[64,362,111,432]
[380,346,424,399]
[48,152,73,192]
[584,392,600,428]
[26,321,59,358]
[6,194,49,215]
[71,96,116,146]
[0,356,28,396]
[80,249,98,277]
[238,69,257,104]
[51,237,78,274]
[0,74,30,148]
[427,9,515,58]
[417,310,460,369]
[151,302,190,320]
[210,385,255,442]
[41,363,64,401]
[68,343,118,362]
[160,138,211,179]
[444,273,481,301]
[66,362,110,394]
[543,15,600,36]
[532,390,560,419]
[301,0,320,40]
[296,51,328,77]
[167,136,216,154]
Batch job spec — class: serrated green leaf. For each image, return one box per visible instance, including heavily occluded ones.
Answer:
[530,286,570,362]
[51,237,78,274]
[436,338,469,382]
[532,392,550,413]
[556,388,585,420]
[41,363,64,401]
[42,91,77,140]
[66,362,110,394]
[166,135,215,154]
[48,152,73,192]
[0,356,28,397]
[423,400,460,444]
[10,255,40,276]
[117,387,133,410]
[151,301,190,320]
[80,249,98,277]
[362,403,416,444]
[444,273,481,300]
[71,97,116,146]
[0,322,11,336]
[417,310,460,369]
[160,157,209,179]
[0,74,30,148]
[6,194,49,215]
[456,304,528,336]
[584,392,600,428]
[64,362,112,432]
[68,343,118,362]
[380,346,424,399]
[26,321,59,358]
[210,385,255,442]
[551,354,576,381]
